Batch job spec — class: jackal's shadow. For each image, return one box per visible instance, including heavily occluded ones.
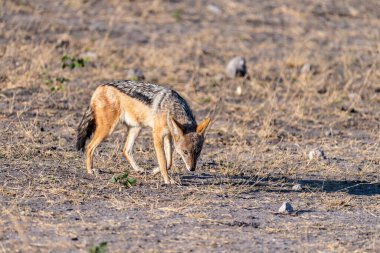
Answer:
[179,173,380,196]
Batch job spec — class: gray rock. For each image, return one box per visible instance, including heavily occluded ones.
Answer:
[292,184,303,191]
[127,68,145,81]
[308,148,327,160]
[226,57,247,78]
[278,201,294,214]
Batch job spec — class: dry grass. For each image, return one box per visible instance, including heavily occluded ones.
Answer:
[1,0,380,252]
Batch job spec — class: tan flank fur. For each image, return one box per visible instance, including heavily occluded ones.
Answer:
[76,80,211,184]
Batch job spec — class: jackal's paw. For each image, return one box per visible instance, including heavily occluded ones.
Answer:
[152,167,160,176]
[169,178,178,185]
[87,169,99,177]
[162,178,178,185]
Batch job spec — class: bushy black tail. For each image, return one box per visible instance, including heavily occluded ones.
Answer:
[76,106,96,152]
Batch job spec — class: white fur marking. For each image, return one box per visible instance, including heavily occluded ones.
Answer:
[123,111,139,127]
[152,90,168,112]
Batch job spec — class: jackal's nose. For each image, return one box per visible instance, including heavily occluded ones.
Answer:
[189,166,195,172]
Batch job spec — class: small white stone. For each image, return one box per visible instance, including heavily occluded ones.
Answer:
[292,184,303,191]
[308,148,326,160]
[207,4,222,15]
[348,93,360,101]
[325,128,333,137]
[235,86,242,96]
[278,201,294,214]
[348,6,359,17]
[300,63,311,74]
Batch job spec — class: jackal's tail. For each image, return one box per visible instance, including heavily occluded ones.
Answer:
[76,106,96,152]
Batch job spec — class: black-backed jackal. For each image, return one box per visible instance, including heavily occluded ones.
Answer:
[76,80,211,184]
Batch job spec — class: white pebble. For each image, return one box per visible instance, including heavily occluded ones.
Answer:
[207,4,222,15]
[300,63,311,74]
[235,86,242,96]
[292,184,303,191]
[308,148,326,160]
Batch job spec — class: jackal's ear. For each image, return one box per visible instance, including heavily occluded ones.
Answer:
[196,118,211,135]
[170,117,184,137]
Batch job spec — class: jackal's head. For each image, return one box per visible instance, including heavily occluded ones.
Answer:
[170,117,211,172]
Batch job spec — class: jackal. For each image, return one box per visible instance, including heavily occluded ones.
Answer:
[76,80,211,184]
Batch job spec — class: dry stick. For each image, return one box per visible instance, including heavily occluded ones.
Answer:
[365,209,378,218]
[347,66,374,112]
[206,96,224,131]
[336,181,380,194]
[100,5,118,50]
[0,242,6,253]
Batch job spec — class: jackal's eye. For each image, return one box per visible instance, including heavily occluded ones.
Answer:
[183,150,189,155]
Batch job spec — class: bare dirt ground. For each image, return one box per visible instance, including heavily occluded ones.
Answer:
[1,0,380,252]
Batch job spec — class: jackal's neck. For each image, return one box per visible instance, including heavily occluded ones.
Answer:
[161,90,197,133]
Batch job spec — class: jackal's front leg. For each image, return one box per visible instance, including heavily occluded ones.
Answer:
[123,127,144,173]
[153,131,170,184]
[152,135,173,176]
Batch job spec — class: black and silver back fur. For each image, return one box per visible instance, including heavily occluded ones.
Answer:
[105,80,196,130]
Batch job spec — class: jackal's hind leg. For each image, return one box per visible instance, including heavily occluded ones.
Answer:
[86,125,112,175]
[123,127,144,173]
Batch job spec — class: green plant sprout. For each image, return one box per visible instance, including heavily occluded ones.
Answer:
[111,172,137,188]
